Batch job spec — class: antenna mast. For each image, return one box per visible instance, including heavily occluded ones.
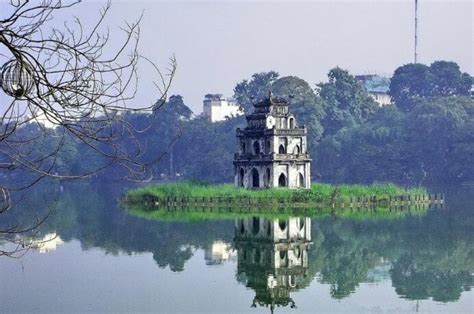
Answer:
[415,0,418,63]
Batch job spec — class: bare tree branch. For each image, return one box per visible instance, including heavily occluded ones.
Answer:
[0,0,176,187]
[0,0,177,247]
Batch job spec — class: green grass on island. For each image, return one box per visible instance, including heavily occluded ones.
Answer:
[124,182,430,221]
[126,181,426,204]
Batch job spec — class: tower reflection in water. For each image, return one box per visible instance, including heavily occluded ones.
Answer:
[234,216,312,312]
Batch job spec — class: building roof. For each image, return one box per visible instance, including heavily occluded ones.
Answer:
[204,93,224,101]
[355,75,390,94]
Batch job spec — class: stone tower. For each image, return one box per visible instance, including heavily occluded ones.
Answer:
[234,93,311,189]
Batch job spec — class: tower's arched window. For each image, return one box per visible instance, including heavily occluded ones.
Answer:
[267,221,272,236]
[278,144,286,154]
[252,217,260,235]
[278,173,287,187]
[289,117,295,129]
[278,138,287,154]
[253,141,260,155]
[294,247,301,259]
[289,275,297,287]
[278,219,287,231]
[242,142,246,154]
[265,140,271,154]
[294,145,301,155]
[252,168,260,188]
[239,168,245,187]
[298,173,305,188]
[299,218,305,231]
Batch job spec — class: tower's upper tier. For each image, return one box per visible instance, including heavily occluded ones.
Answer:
[244,93,302,131]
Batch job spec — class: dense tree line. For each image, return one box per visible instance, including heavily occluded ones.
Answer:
[3,60,472,186]
[157,60,471,186]
[315,62,473,185]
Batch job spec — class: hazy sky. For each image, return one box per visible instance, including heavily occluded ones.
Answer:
[2,0,472,113]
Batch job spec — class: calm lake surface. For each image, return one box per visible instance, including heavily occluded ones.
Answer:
[1,182,473,313]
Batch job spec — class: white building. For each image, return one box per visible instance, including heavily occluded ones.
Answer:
[202,94,243,122]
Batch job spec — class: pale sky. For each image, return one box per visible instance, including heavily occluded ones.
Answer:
[1,0,473,113]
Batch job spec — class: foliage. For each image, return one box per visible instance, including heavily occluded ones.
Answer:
[390,61,472,112]
[317,96,474,185]
[405,96,474,184]
[233,71,279,113]
[318,67,378,136]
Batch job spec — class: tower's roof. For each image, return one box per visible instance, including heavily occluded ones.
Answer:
[254,93,289,109]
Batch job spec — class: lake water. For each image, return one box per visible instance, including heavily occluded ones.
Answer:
[1,182,473,313]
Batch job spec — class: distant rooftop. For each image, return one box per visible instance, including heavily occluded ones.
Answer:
[204,93,237,102]
[355,74,390,94]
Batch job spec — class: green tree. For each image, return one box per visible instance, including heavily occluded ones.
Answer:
[314,95,474,185]
[404,96,474,184]
[176,116,245,183]
[159,95,193,121]
[148,95,193,177]
[332,106,407,184]
[233,71,279,113]
[389,63,432,112]
[390,61,472,112]
[318,67,378,136]
[429,61,472,97]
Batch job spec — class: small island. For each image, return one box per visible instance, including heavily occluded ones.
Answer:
[124,181,440,211]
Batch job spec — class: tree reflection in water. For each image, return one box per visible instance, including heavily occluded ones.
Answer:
[1,181,472,304]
